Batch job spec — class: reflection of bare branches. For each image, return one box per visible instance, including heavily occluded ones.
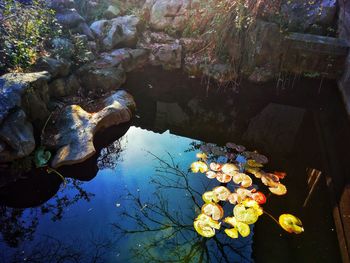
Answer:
[2,234,115,263]
[97,138,125,170]
[0,179,94,248]
[112,152,253,263]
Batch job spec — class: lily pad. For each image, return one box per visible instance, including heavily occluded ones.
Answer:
[232,173,252,188]
[221,163,239,175]
[191,161,208,173]
[269,183,287,195]
[202,203,224,221]
[224,216,250,238]
[233,200,263,224]
[213,186,231,201]
[279,214,304,234]
[209,162,222,172]
[194,214,221,238]
[216,172,232,183]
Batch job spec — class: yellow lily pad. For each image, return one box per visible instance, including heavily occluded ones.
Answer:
[196,152,208,160]
[232,173,253,188]
[213,186,231,201]
[191,161,208,173]
[221,163,240,176]
[247,159,263,168]
[202,203,224,221]
[279,214,304,234]
[233,200,262,224]
[216,172,232,183]
[269,183,287,195]
[194,214,221,238]
[202,191,218,203]
[225,228,239,239]
[224,216,250,238]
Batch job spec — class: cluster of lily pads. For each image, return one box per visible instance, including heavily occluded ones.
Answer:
[191,142,304,239]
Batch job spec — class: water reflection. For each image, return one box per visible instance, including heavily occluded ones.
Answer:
[111,152,253,262]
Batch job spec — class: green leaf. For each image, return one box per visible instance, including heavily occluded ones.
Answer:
[34,146,51,168]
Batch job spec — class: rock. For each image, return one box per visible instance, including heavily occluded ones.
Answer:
[34,57,71,78]
[90,20,109,39]
[94,48,149,71]
[42,90,135,168]
[56,8,85,28]
[74,22,95,40]
[103,15,140,50]
[143,0,191,32]
[104,5,121,19]
[77,64,126,94]
[0,71,51,126]
[48,74,80,98]
[0,110,35,162]
[149,42,182,70]
[46,0,75,11]
[281,0,337,32]
[52,38,75,59]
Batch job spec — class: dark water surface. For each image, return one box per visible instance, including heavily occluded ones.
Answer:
[0,68,348,262]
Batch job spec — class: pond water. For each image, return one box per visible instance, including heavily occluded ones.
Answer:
[0,68,348,262]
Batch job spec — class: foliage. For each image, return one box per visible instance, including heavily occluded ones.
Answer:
[191,142,304,239]
[0,0,61,71]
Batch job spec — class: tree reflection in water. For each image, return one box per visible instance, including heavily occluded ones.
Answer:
[112,152,253,263]
[97,138,125,170]
[0,179,94,248]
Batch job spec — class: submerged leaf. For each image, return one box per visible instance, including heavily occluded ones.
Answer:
[34,147,51,168]
[279,214,304,234]
[191,161,208,173]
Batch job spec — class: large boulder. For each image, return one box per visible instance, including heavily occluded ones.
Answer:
[95,48,149,72]
[76,64,126,94]
[33,57,71,78]
[0,71,51,125]
[42,90,136,168]
[143,0,191,32]
[103,15,141,50]
[55,8,85,28]
[0,72,51,162]
[0,110,35,162]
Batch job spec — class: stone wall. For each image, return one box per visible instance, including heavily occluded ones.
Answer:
[338,0,350,117]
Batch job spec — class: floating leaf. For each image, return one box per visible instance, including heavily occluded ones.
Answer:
[232,172,253,188]
[279,214,304,234]
[244,151,268,164]
[202,203,224,221]
[274,171,287,179]
[247,159,263,168]
[261,173,280,187]
[216,172,232,183]
[209,162,222,172]
[224,216,250,238]
[221,163,239,175]
[269,183,287,195]
[246,167,264,178]
[191,161,208,173]
[226,142,246,152]
[213,186,231,201]
[196,152,208,160]
[206,171,217,179]
[252,192,267,204]
[34,147,51,168]
[233,200,263,224]
[224,228,239,238]
[202,191,219,203]
[194,214,221,238]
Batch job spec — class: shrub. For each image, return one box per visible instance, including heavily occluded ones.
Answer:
[0,0,61,72]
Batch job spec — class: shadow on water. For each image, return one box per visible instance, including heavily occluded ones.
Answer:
[0,67,349,262]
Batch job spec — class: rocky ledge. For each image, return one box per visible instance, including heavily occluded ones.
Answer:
[41,90,135,168]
